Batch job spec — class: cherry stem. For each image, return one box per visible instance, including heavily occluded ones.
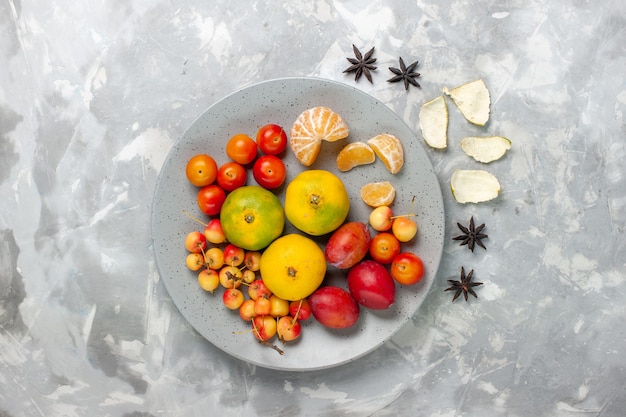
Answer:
[250,321,284,355]
[390,196,417,219]
[291,299,303,325]
[232,329,255,335]
[260,340,284,355]
[182,210,208,226]
[198,245,212,269]
[389,213,417,220]
[251,319,262,339]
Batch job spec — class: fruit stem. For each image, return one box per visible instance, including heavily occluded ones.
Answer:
[232,329,255,335]
[198,245,211,269]
[259,340,284,355]
[310,194,321,207]
[251,318,262,339]
[291,299,303,325]
[182,210,208,226]
[390,213,417,220]
[390,196,418,219]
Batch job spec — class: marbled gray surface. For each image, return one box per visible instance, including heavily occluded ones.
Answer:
[1,0,625,416]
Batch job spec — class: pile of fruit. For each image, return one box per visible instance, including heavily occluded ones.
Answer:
[182,108,425,353]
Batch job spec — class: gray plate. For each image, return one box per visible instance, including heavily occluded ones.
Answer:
[151,77,444,371]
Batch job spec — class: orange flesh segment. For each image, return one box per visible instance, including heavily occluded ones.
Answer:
[367,133,404,174]
[336,142,376,172]
[290,107,349,166]
[360,181,396,207]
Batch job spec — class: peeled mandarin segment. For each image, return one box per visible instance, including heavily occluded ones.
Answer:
[360,181,396,207]
[450,169,501,203]
[460,136,512,163]
[288,135,321,167]
[289,106,349,166]
[442,79,491,126]
[314,107,350,142]
[419,95,448,149]
[336,142,376,172]
[367,133,404,174]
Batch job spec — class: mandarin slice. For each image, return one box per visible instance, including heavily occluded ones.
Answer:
[336,142,376,172]
[367,133,404,174]
[288,136,322,167]
[289,106,350,166]
[360,181,396,207]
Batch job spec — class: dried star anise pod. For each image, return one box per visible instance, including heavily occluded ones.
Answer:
[445,267,483,302]
[343,44,377,83]
[387,57,421,90]
[453,216,488,252]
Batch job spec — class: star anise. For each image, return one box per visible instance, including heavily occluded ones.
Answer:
[387,57,421,90]
[445,267,483,302]
[343,45,377,83]
[453,216,488,252]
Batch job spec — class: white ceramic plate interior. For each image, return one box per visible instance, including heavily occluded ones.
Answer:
[151,77,444,371]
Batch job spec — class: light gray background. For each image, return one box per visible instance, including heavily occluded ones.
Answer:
[1,0,624,416]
